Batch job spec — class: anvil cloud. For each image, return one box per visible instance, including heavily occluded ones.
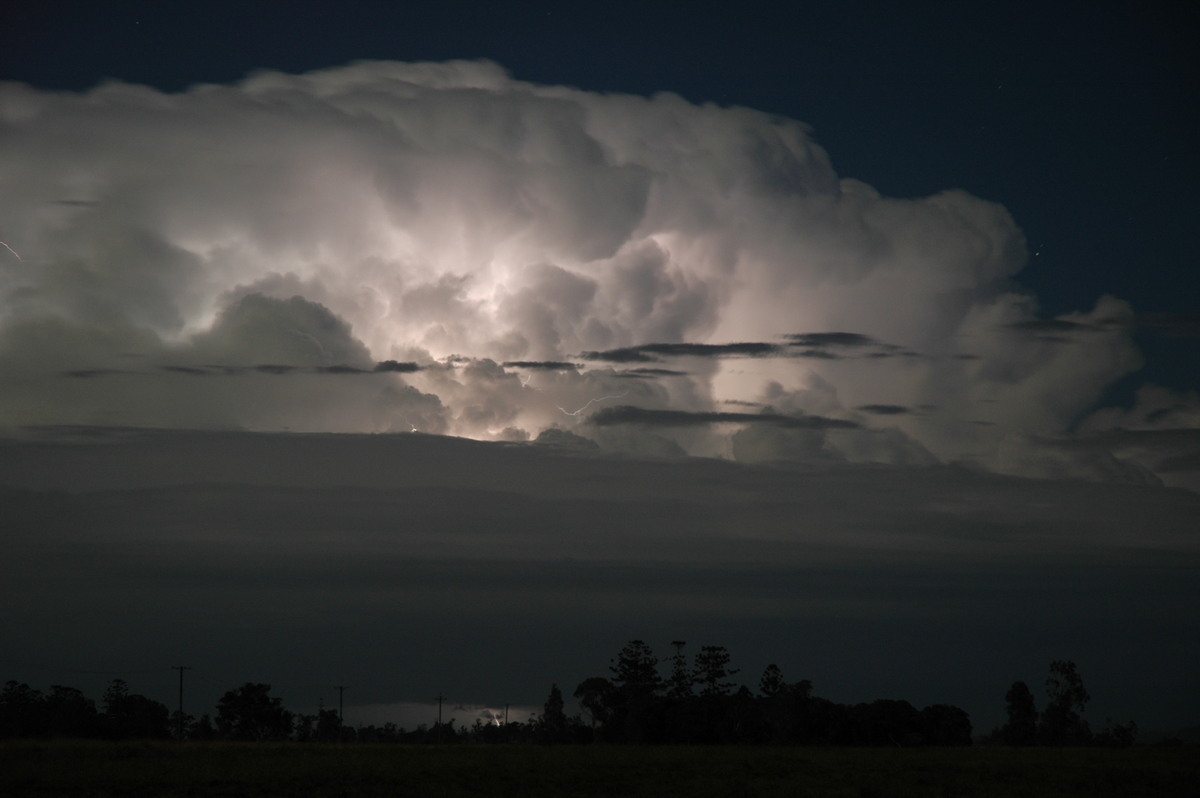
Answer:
[0,60,1195,487]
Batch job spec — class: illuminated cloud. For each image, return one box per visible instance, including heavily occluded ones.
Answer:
[1075,385,1200,492]
[0,61,1164,484]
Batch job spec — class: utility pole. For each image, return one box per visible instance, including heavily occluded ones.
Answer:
[335,685,347,743]
[435,692,445,742]
[171,666,192,743]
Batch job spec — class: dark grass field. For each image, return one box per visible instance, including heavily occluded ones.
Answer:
[2,741,1196,797]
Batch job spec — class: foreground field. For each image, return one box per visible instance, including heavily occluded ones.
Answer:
[2,741,1196,797]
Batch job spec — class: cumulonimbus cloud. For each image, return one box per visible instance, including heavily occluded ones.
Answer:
[1,59,1192,485]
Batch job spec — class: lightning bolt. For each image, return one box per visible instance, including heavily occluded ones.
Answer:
[552,391,629,417]
[0,241,22,261]
[517,371,627,416]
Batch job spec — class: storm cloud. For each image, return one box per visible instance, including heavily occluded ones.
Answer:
[1,60,1195,485]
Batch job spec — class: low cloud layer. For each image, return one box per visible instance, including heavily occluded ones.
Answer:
[2,429,1197,731]
[1,60,1196,486]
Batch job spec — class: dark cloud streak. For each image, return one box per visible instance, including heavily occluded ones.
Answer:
[580,342,782,363]
[502,361,580,371]
[786,332,880,348]
[858,404,910,416]
[588,405,859,430]
[63,369,127,379]
[373,360,423,373]
[784,332,917,359]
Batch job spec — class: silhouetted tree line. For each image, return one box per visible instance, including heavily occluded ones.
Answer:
[0,679,170,741]
[981,659,1138,748]
[563,640,972,746]
[0,677,548,744]
[0,651,1138,746]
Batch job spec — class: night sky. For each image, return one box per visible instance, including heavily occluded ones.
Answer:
[1,1,1196,735]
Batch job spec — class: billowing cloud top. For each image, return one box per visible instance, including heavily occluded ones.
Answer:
[1,60,1195,486]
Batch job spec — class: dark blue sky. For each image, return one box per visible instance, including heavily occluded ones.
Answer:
[2,0,1195,397]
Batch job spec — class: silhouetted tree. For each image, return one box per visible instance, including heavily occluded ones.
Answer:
[610,640,661,697]
[1002,681,1038,746]
[804,696,847,745]
[608,640,664,742]
[667,641,692,700]
[358,721,401,744]
[573,676,615,734]
[0,681,46,738]
[1040,660,1091,745]
[679,645,739,743]
[920,704,973,746]
[1093,718,1138,748]
[723,685,762,742]
[692,645,739,697]
[846,699,923,746]
[168,710,195,741]
[45,685,99,739]
[102,679,170,740]
[759,664,785,697]
[189,712,217,741]
[758,671,815,744]
[315,707,343,742]
[293,713,316,742]
[215,683,293,741]
[661,641,700,742]
[540,683,568,743]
